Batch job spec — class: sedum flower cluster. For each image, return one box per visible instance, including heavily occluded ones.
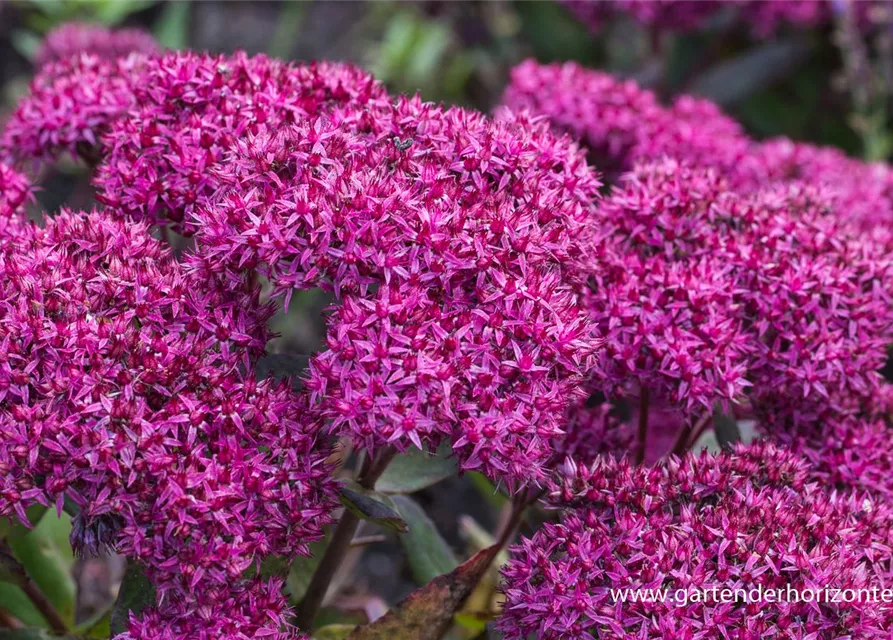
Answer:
[35,22,159,69]
[500,444,893,639]
[499,59,893,638]
[2,20,893,640]
[0,205,333,637]
[195,101,602,484]
[562,0,889,37]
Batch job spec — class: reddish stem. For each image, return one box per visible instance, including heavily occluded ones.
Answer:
[635,388,650,465]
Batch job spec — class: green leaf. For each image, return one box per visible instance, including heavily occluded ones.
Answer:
[376,443,457,494]
[313,624,356,640]
[92,0,156,25]
[287,537,329,604]
[392,496,458,584]
[110,562,155,636]
[346,544,500,640]
[259,555,291,580]
[465,473,508,510]
[74,605,111,638]
[339,483,408,533]
[153,1,190,50]
[10,30,42,61]
[0,583,45,628]
[6,511,75,626]
[268,1,305,60]
[453,611,489,633]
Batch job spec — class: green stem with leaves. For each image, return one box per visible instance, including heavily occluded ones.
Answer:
[295,445,398,630]
[0,540,69,635]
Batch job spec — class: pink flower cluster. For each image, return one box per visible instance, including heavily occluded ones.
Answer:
[35,22,158,68]
[194,100,602,485]
[582,162,749,415]
[94,52,388,234]
[501,444,893,639]
[505,61,893,433]
[1,53,146,164]
[0,210,336,628]
[0,162,32,220]
[562,0,886,36]
[119,578,304,640]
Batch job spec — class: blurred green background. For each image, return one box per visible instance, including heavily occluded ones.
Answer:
[3,0,890,160]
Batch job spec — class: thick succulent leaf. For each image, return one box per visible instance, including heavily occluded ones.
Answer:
[690,36,812,106]
[392,496,458,584]
[376,444,457,494]
[0,583,45,628]
[346,544,499,640]
[109,562,155,636]
[339,484,408,534]
[6,512,75,626]
[288,537,329,604]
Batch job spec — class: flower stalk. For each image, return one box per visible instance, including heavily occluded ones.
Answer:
[295,445,397,630]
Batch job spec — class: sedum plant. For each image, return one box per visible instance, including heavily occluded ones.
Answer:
[0,17,892,640]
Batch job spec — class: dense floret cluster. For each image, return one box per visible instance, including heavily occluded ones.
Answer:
[4,19,893,640]
[35,22,159,68]
[94,53,388,234]
[501,444,893,639]
[194,101,602,484]
[0,162,32,220]
[119,578,304,640]
[1,53,146,164]
[0,210,336,626]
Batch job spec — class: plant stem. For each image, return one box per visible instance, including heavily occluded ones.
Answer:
[22,580,68,635]
[670,411,710,457]
[635,388,650,465]
[0,541,68,635]
[295,445,397,630]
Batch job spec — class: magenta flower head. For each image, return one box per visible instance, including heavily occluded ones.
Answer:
[193,98,602,487]
[562,1,722,33]
[500,443,893,639]
[94,51,389,234]
[117,578,304,640]
[768,413,893,501]
[0,161,32,221]
[0,208,336,596]
[736,185,893,427]
[1,53,145,165]
[500,59,663,174]
[500,61,749,177]
[582,161,750,414]
[640,95,750,173]
[35,22,159,68]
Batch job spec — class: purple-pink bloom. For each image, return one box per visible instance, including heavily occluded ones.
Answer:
[116,578,304,640]
[501,60,750,177]
[581,161,749,415]
[0,209,336,597]
[501,443,893,639]
[1,53,145,164]
[35,22,159,68]
[0,161,32,223]
[194,98,602,486]
[769,413,893,501]
[94,51,388,234]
